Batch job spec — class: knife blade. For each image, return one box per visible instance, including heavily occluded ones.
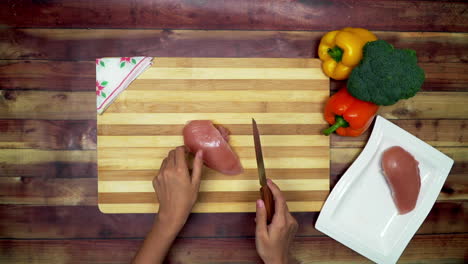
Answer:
[252,118,267,187]
[252,118,274,223]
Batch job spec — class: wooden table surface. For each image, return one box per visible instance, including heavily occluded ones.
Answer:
[0,1,467,263]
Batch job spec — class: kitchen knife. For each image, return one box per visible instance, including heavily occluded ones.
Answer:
[252,118,275,223]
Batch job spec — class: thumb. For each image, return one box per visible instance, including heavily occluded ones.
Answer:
[191,150,204,187]
[255,199,268,237]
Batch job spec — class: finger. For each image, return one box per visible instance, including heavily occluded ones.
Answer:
[159,158,168,173]
[175,146,187,168]
[167,149,176,168]
[191,150,204,186]
[255,199,268,238]
[267,178,287,216]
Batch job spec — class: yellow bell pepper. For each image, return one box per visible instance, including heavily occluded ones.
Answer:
[318,27,377,80]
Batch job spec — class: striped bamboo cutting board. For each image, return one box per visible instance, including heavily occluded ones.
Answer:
[97,58,330,213]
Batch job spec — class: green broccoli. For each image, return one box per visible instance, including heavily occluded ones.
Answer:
[347,40,425,106]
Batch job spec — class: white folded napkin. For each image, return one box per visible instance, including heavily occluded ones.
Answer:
[96,56,153,114]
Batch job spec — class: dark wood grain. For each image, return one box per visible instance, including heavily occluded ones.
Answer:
[0,120,96,150]
[2,90,466,120]
[2,60,467,92]
[0,177,97,205]
[0,161,96,178]
[0,60,94,91]
[1,119,464,151]
[1,0,467,32]
[0,202,466,239]
[332,119,468,148]
[0,234,466,263]
[1,29,467,62]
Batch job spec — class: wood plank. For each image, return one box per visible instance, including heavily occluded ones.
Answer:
[150,57,323,68]
[3,90,466,120]
[139,67,326,80]
[0,90,95,120]
[1,0,466,32]
[98,135,327,148]
[98,191,329,204]
[0,159,464,208]
[98,179,329,193]
[0,149,96,164]
[0,202,466,239]
[106,101,323,113]
[1,119,462,151]
[1,29,467,62]
[98,168,328,181]
[97,113,324,125]
[131,79,328,90]
[0,60,94,91]
[2,147,466,200]
[382,92,468,119]
[332,119,468,148]
[0,120,96,150]
[0,177,96,205]
[2,60,467,92]
[0,162,96,178]
[0,234,466,263]
[98,154,328,170]
[115,90,329,102]
[99,124,324,135]
[98,147,328,159]
[99,201,325,213]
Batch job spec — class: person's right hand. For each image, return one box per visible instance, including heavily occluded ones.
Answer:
[255,179,298,264]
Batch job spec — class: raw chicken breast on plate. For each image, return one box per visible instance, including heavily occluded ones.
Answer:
[381,146,421,214]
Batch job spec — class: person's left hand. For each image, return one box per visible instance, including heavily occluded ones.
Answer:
[153,146,204,229]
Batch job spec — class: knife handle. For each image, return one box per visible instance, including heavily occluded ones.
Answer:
[260,185,275,224]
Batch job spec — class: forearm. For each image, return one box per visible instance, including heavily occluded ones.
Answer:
[132,217,181,264]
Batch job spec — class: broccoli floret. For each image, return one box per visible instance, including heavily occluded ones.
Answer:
[347,40,425,106]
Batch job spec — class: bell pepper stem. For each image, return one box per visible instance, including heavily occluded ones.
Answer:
[328,46,344,62]
[323,116,350,136]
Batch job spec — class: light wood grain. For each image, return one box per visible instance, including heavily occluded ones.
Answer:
[98,201,325,213]
[99,179,329,193]
[98,156,329,170]
[118,90,328,102]
[97,113,324,125]
[98,135,328,147]
[105,101,323,113]
[129,79,328,90]
[98,168,329,181]
[139,67,327,79]
[98,191,329,203]
[97,124,324,136]
[97,58,329,213]
[150,58,323,68]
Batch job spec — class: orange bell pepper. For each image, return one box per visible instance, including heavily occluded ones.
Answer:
[323,87,379,137]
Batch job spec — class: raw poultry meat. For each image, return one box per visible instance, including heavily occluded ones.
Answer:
[381,146,421,214]
[183,120,243,175]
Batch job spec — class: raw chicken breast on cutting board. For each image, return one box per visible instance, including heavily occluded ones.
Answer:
[183,120,243,175]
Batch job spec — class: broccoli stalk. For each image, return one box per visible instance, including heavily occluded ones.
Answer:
[347,40,425,106]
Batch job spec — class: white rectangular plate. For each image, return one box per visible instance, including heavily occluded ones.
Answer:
[315,116,454,264]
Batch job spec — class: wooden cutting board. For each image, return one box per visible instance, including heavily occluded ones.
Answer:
[97,58,330,213]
